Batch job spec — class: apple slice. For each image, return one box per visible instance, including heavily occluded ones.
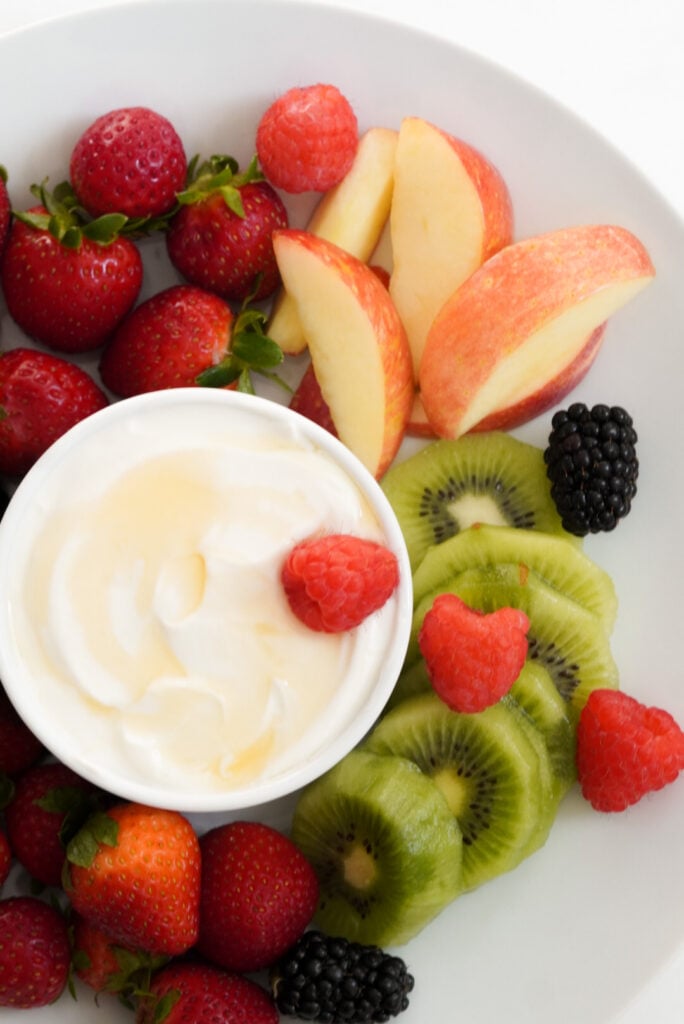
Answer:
[406,325,604,436]
[419,224,655,439]
[273,229,413,479]
[471,323,607,433]
[406,392,435,438]
[268,127,398,356]
[389,116,513,377]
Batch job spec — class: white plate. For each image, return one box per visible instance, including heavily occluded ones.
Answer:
[1,2,683,1022]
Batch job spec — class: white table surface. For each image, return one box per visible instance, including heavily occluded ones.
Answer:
[1,1,682,1021]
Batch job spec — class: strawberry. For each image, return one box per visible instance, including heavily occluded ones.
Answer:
[4,760,104,887]
[0,347,108,476]
[99,283,285,397]
[576,688,684,811]
[166,155,288,302]
[135,960,278,1024]
[0,684,44,776]
[1,183,143,353]
[197,820,318,973]
[69,106,187,220]
[72,914,166,1000]
[0,164,10,253]
[65,802,201,956]
[281,533,400,633]
[0,896,71,1008]
[418,593,530,713]
[99,284,233,396]
[256,82,359,193]
[289,362,337,435]
[0,830,11,889]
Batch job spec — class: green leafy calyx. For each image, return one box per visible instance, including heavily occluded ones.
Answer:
[177,153,263,217]
[196,279,289,394]
[14,180,129,249]
[65,810,119,869]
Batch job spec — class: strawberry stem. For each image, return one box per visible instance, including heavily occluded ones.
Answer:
[196,280,291,394]
[176,153,264,217]
[65,811,119,869]
[15,179,168,245]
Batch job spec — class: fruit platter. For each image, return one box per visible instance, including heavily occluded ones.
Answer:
[1,2,684,1023]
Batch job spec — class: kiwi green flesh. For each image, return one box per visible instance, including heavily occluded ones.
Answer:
[412,523,617,632]
[290,749,463,947]
[364,693,549,892]
[383,658,433,714]
[380,432,571,573]
[499,695,560,859]
[509,661,576,797]
[407,564,618,715]
[385,655,576,797]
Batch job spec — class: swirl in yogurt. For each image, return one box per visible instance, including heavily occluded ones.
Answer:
[8,399,400,796]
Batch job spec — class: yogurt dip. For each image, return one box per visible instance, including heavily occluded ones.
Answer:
[0,390,411,810]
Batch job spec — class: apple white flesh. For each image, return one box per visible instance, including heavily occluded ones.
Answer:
[273,229,413,479]
[268,127,398,355]
[471,323,607,433]
[419,224,655,439]
[389,116,513,377]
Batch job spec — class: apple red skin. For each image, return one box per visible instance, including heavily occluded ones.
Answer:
[408,324,606,438]
[273,229,413,479]
[419,224,655,438]
[471,322,607,432]
[390,117,514,378]
[442,127,514,263]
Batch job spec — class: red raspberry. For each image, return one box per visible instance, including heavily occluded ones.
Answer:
[256,83,358,193]
[576,689,684,811]
[281,534,399,633]
[418,594,530,713]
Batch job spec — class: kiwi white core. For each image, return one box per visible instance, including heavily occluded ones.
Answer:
[448,494,509,530]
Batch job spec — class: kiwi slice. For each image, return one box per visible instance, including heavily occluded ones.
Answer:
[412,523,617,632]
[381,433,571,572]
[509,660,576,798]
[499,694,561,857]
[383,657,433,714]
[290,748,463,947]
[385,654,576,799]
[408,565,619,714]
[365,693,553,891]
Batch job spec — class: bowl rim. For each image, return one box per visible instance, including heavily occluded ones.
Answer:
[0,387,413,812]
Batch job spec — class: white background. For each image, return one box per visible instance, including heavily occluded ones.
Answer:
[1,1,682,1021]
[1,0,683,223]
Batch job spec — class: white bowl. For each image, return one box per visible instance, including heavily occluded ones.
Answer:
[0,388,412,812]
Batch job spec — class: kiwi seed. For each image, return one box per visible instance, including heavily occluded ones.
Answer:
[290,748,463,947]
[365,693,555,891]
[412,522,617,631]
[381,433,571,571]
[408,565,619,714]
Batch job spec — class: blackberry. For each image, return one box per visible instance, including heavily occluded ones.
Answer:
[270,930,415,1023]
[544,403,638,537]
